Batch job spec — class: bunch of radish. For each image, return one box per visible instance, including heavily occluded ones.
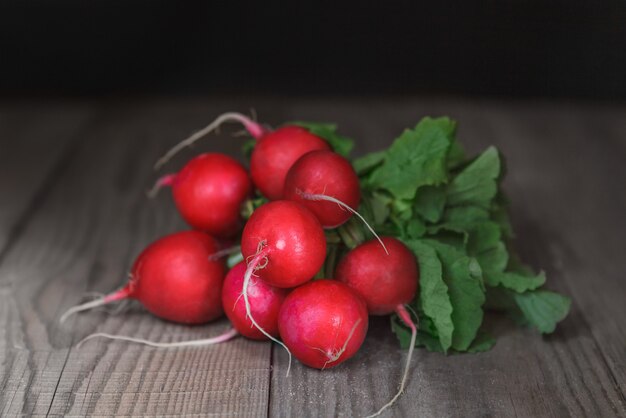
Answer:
[61,112,420,416]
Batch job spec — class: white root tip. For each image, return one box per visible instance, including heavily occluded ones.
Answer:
[76,327,239,349]
[60,297,109,324]
[154,112,264,170]
[365,306,417,418]
[322,318,362,370]
[300,192,389,255]
[243,248,293,376]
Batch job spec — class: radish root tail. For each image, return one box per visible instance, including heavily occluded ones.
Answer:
[60,287,131,324]
[146,173,177,198]
[299,191,389,255]
[366,304,418,418]
[321,318,362,370]
[242,244,293,376]
[154,112,267,170]
[76,327,239,349]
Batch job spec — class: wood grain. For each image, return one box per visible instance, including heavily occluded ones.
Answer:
[0,100,624,417]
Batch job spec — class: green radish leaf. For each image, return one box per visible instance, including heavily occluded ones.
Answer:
[447,146,500,208]
[353,150,386,175]
[369,117,454,200]
[513,290,571,333]
[404,240,454,352]
[466,331,496,353]
[414,185,447,223]
[425,240,486,351]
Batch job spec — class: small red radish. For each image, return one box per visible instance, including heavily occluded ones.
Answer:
[221,261,288,340]
[335,236,419,416]
[60,231,226,325]
[278,280,369,369]
[149,153,252,238]
[283,150,360,228]
[250,125,330,200]
[240,201,326,288]
[154,112,330,200]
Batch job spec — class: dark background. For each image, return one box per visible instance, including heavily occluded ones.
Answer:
[1,1,625,100]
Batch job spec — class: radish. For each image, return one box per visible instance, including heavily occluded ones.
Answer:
[154,112,330,200]
[221,261,288,340]
[149,153,252,238]
[60,231,226,325]
[283,150,360,228]
[278,280,369,369]
[335,236,419,416]
[240,201,326,289]
[283,150,388,254]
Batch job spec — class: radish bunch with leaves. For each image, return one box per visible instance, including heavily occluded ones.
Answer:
[61,112,570,416]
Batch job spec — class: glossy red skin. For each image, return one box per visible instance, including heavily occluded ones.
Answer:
[278,280,369,369]
[241,201,326,288]
[172,153,252,238]
[221,261,288,340]
[128,231,225,324]
[335,237,418,315]
[283,150,361,228]
[250,126,330,200]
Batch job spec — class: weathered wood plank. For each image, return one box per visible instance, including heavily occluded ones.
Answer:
[0,104,94,252]
[269,101,626,417]
[0,102,278,417]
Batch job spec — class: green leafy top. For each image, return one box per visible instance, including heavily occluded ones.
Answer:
[354,116,571,353]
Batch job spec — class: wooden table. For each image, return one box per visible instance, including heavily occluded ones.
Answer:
[0,99,624,417]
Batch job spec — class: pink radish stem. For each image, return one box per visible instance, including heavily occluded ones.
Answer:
[146,173,177,198]
[321,318,362,370]
[299,191,389,255]
[155,112,268,170]
[366,304,417,418]
[60,287,132,324]
[243,244,293,375]
[76,327,239,348]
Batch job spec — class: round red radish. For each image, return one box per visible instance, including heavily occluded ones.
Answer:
[283,150,360,228]
[241,201,326,288]
[250,126,330,200]
[221,261,288,340]
[335,237,418,315]
[61,231,225,324]
[278,280,368,369]
[158,153,252,238]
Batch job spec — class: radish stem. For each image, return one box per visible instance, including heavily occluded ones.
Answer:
[300,191,388,255]
[77,327,239,348]
[60,287,132,324]
[243,244,293,375]
[155,112,267,170]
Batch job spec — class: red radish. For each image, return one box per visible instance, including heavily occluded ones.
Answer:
[335,236,419,417]
[283,150,360,228]
[221,261,288,340]
[250,125,330,200]
[278,280,369,369]
[149,153,252,238]
[240,201,326,288]
[283,150,388,253]
[60,231,226,325]
[154,112,330,200]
